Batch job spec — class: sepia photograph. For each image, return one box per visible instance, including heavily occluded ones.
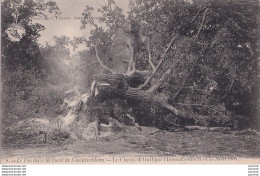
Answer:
[1,0,260,164]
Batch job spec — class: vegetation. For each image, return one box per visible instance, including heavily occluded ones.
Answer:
[76,0,260,129]
[1,0,260,146]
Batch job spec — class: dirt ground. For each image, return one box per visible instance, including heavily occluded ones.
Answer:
[2,126,260,159]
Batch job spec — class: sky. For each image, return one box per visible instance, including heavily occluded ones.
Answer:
[34,0,129,46]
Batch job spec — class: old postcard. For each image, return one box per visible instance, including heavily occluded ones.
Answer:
[1,0,260,164]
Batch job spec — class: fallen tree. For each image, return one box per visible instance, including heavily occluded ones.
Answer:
[74,0,260,130]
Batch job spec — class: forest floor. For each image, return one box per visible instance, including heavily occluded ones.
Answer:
[2,125,260,160]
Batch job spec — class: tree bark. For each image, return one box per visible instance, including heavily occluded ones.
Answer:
[92,74,180,116]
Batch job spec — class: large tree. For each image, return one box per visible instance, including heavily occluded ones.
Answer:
[77,0,259,129]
